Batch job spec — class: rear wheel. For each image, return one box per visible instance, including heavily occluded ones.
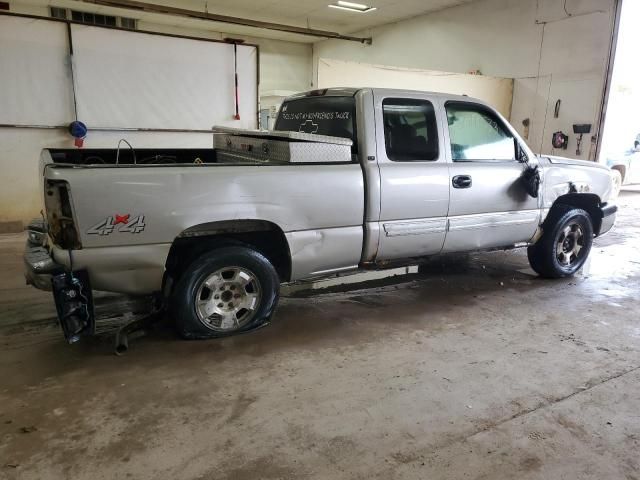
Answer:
[527,205,593,278]
[170,246,280,339]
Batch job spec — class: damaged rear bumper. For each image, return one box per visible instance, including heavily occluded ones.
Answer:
[23,219,63,290]
[23,219,95,343]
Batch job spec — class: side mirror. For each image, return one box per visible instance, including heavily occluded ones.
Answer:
[514,138,528,163]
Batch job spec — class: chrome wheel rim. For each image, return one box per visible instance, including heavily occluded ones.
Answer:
[556,223,584,267]
[195,266,261,332]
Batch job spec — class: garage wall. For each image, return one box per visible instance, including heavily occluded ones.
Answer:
[0,6,312,230]
[313,0,616,161]
[9,1,313,98]
[0,14,262,229]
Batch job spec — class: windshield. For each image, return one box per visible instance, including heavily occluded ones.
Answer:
[274,96,357,153]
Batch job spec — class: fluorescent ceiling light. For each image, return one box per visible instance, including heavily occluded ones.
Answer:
[338,1,370,8]
[328,1,376,13]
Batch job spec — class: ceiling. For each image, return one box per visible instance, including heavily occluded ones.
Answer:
[157,0,476,34]
[16,0,476,42]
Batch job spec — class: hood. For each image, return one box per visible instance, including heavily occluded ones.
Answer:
[541,155,609,171]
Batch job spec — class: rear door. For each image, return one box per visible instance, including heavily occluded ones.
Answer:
[442,101,539,253]
[373,91,450,260]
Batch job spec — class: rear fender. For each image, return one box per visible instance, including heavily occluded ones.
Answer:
[165,220,292,287]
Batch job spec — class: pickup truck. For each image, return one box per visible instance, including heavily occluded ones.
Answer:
[607,137,640,196]
[24,88,618,342]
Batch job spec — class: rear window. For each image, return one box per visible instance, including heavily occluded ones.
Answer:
[274,96,357,153]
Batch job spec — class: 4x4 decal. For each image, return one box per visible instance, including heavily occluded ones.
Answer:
[87,214,146,235]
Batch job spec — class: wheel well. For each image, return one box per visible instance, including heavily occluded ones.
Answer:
[548,193,603,235]
[611,165,626,182]
[164,220,292,289]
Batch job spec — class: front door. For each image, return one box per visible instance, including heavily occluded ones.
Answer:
[374,92,450,261]
[442,101,540,253]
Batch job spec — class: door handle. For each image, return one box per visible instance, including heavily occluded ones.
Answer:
[452,175,472,189]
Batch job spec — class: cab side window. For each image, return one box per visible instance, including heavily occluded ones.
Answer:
[446,103,515,162]
[382,99,439,161]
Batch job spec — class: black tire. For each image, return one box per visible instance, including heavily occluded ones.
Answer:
[170,246,280,339]
[527,205,593,278]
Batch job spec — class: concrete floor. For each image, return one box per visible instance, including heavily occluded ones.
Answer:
[1,192,639,480]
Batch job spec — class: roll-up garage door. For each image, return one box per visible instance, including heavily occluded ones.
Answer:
[0,15,258,131]
[70,24,258,130]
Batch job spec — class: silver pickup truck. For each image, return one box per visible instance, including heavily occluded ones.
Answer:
[24,88,617,342]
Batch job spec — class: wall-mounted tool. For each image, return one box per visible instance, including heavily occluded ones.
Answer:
[554,99,561,118]
[522,117,530,140]
[224,38,244,121]
[573,123,591,156]
[552,131,569,150]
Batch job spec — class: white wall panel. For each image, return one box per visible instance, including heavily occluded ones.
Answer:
[511,75,551,153]
[318,58,514,118]
[71,24,258,130]
[313,0,541,80]
[0,16,75,125]
[540,73,604,158]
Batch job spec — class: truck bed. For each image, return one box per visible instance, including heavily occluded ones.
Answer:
[43,152,365,293]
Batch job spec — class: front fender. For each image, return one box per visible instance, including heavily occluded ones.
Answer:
[539,158,614,208]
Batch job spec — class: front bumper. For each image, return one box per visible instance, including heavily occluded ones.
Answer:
[599,203,617,236]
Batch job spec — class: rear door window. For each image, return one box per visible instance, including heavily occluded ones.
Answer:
[274,96,357,153]
[382,98,439,161]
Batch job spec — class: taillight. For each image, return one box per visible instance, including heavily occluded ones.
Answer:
[45,180,82,249]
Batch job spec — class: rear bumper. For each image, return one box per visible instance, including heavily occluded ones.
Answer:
[599,203,617,236]
[23,219,64,291]
[24,219,95,342]
[24,244,64,290]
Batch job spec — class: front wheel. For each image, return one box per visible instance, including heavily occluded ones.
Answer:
[170,246,280,339]
[527,206,593,278]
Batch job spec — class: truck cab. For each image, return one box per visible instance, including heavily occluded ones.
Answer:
[276,88,542,263]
